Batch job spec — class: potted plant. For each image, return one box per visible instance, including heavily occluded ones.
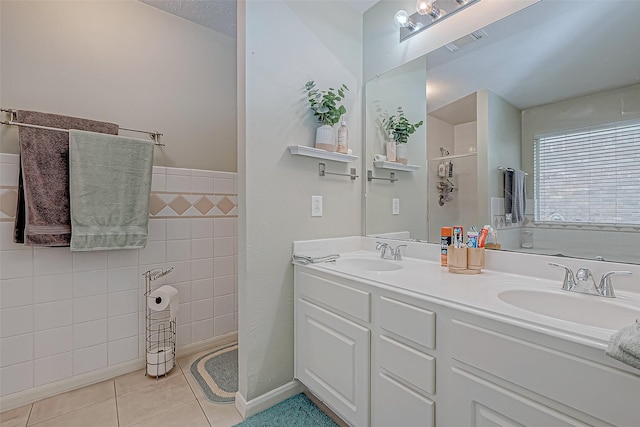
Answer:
[383,107,424,164]
[304,81,349,152]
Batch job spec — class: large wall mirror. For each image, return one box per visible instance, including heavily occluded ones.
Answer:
[365,0,640,264]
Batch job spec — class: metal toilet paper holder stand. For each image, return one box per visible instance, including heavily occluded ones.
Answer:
[144,267,176,379]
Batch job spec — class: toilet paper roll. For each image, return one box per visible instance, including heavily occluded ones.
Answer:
[374,154,387,162]
[147,345,174,377]
[147,285,179,319]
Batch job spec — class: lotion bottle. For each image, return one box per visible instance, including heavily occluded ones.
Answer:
[386,132,396,162]
[337,118,349,154]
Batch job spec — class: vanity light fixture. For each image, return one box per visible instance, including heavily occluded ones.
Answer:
[396,0,480,43]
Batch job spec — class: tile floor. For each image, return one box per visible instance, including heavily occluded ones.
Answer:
[0,346,244,427]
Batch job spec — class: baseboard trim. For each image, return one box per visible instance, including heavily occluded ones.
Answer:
[235,379,306,419]
[0,332,238,412]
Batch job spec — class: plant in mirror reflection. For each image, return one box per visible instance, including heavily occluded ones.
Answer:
[304,81,349,126]
[383,107,424,143]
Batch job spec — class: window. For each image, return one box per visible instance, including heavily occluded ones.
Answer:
[534,119,640,226]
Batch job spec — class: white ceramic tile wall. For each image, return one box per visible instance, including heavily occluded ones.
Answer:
[0,154,237,398]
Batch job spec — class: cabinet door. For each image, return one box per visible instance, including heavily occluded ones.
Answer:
[451,368,590,427]
[296,299,370,427]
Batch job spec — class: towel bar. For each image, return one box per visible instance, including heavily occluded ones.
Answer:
[1,108,164,146]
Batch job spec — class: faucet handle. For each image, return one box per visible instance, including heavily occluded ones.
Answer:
[549,262,576,291]
[393,244,408,261]
[376,241,391,259]
[598,271,633,298]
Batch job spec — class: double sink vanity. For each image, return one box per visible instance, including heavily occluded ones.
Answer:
[293,237,640,427]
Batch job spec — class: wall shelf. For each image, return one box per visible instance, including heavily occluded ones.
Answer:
[429,152,477,161]
[373,161,421,172]
[288,145,358,163]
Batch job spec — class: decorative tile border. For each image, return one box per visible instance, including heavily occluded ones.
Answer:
[0,154,237,222]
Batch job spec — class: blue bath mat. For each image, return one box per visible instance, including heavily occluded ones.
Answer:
[190,343,237,403]
[233,393,337,427]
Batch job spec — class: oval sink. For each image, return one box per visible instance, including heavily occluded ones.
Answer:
[498,289,639,330]
[337,258,403,272]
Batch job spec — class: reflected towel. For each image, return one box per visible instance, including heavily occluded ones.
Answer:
[504,170,514,222]
[512,169,526,223]
[14,110,118,246]
[606,320,640,370]
[69,130,154,251]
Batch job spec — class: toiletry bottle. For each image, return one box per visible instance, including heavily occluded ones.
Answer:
[441,226,452,266]
[438,161,447,178]
[337,118,349,154]
[386,132,396,162]
[448,161,454,177]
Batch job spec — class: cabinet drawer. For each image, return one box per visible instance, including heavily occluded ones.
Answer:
[373,372,435,427]
[379,296,435,349]
[452,320,640,426]
[298,271,370,322]
[378,335,435,395]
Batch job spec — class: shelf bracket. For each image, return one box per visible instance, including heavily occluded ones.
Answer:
[319,163,358,180]
[367,170,397,183]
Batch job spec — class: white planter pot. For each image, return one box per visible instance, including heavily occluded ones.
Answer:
[315,125,336,152]
[396,144,408,164]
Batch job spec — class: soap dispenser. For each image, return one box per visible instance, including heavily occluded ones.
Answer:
[386,132,396,162]
[337,118,349,154]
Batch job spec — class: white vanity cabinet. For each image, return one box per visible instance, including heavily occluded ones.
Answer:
[294,269,372,427]
[294,263,640,427]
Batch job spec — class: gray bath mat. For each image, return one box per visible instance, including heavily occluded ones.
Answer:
[190,343,238,403]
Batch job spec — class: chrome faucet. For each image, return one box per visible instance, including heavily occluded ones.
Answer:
[549,262,632,298]
[376,242,407,261]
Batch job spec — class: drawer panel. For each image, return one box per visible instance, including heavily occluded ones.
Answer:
[373,372,435,427]
[298,271,370,323]
[378,335,435,395]
[379,296,435,349]
[452,320,640,427]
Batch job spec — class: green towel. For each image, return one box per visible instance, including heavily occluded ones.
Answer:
[606,320,640,370]
[69,129,154,251]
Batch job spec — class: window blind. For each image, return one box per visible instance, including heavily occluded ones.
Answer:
[534,119,640,226]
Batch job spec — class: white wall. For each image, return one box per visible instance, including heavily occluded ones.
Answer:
[238,0,363,403]
[0,153,238,408]
[0,0,236,172]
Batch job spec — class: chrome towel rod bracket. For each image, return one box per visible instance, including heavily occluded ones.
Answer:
[367,170,397,183]
[1,108,164,146]
[319,163,359,180]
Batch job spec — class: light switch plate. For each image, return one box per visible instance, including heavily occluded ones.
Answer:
[311,195,323,217]
[392,198,400,215]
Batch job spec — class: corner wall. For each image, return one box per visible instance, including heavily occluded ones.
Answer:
[239,0,363,403]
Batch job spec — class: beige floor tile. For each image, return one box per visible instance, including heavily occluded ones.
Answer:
[0,404,32,427]
[28,380,114,425]
[28,398,117,427]
[198,399,243,427]
[114,367,180,396]
[116,373,196,427]
[129,400,210,427]
[182,364,205,399]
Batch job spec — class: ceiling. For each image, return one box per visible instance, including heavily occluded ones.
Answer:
[425,0,640,114]
[139,0,380,38]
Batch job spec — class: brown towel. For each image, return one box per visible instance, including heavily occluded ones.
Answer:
[14,111,119,246]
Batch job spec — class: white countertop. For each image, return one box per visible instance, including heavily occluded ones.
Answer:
[296,249,640,351]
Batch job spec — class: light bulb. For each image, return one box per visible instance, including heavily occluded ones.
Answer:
[416,0,441,19]
[394,10,411,28]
